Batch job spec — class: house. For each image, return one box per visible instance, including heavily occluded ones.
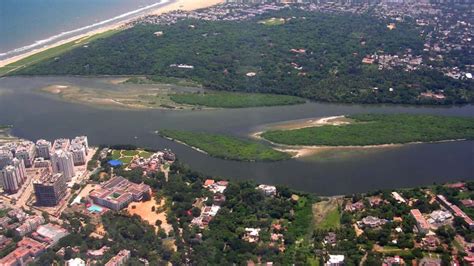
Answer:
[358,216,387,228]
[383,256,405,265]
[460,199,474,208]
[324,232,337,246]
[369,196,384,207]
[243,228,261,243]
[325,255,344,266]
[419,257,441,266]
[345,201,364,212]
[421,235,440,250]
[256,184,277,196]
[392,192,406,204]
[428,210,452,224]
[66,258,86,266]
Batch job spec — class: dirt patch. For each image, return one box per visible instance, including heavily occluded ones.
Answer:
[127,198,172,233]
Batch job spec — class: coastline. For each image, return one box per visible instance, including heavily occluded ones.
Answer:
[0,0,224,69]
[252,116,468,158]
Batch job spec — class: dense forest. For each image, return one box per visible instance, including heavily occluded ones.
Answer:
[14,9,473,104]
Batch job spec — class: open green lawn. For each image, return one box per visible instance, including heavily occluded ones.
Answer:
[139,151,153,159]
[313,199,341,230]
[122,150,140,157]
[259,17,286,26]
[170,91,305,108]
[262,114,474,146]
[111,150,122,160]
[159,129,291,161]
[0,29,119,76]
[317,208,341,230]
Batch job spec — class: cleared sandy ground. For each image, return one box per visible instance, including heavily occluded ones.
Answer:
[127,198,172,233]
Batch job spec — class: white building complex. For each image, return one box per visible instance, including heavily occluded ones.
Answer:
[0,158,26,193]
[35,139,51,159]
[51,150,75,181]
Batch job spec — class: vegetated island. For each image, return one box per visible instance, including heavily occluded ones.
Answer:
[260,114,474,146]
[39,83,304,110]
[170,91,305,108]
[159,129,291,161]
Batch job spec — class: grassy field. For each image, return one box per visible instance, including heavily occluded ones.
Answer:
[125,76,201,87]
[0,29,119,76]
[111,149,153,165]
[312,199,341,230]
[159,129,291,161]
[259,17,286,26]
[262,114,474,146]
[170,91,305,108]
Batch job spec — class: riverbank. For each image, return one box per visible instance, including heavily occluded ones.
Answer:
[0,0,224,73]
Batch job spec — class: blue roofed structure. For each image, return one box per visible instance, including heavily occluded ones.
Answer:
[108,159,123,167]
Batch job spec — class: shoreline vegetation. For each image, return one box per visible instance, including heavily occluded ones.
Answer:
[0,125,19,145]
[0,0,224,75]
[158,129,291,161]
[170,91,305,108]
[39,83,305,110]
[260,114,474,147]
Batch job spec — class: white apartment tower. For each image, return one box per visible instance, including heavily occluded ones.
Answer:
[53,138,70,151]
[51,150,75,181]
[0,158,26,193]
[69,136,89,165]
[15,141,36,168]
[0,149,13,169]
[36,139,52,159]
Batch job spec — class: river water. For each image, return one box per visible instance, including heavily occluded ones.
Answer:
[0,76,472,195]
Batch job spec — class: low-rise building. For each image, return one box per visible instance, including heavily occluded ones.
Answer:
[66,258,86,266]
[89,176,151,211]
[358,216,387,228]
[15,215,45,236]
[392,192,406,204]
[325,254,344,266]
[410,209,430,234]
[243,228,261,243]
[32,223,69,246]
[105,249,131,266]
[383,256,405,265]
[256,184,277,196]
[0,237,46,266]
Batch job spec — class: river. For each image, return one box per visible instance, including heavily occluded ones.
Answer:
[0,76,472,195]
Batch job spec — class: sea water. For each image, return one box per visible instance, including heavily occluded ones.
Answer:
[0,0,168,60]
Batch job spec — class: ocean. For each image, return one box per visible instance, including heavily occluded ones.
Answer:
[0,0,169,60]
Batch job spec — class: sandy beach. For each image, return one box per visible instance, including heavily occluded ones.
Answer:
[0,0,224,68]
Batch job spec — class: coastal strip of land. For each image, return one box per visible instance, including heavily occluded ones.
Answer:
[158,129,291,161]
[0,0,224,75]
